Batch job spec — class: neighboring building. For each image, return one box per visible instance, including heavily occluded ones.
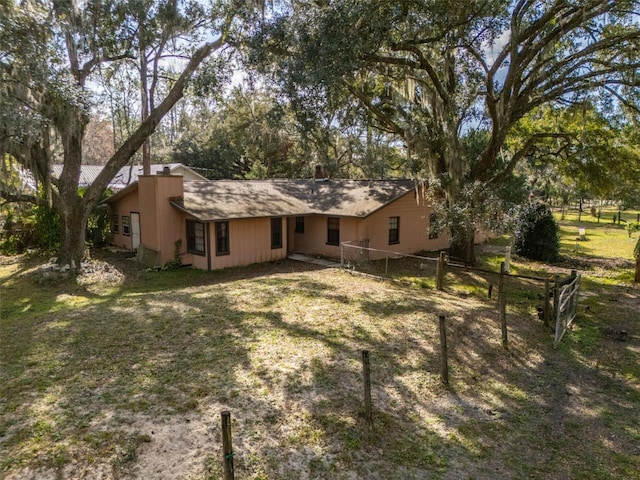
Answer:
[104,173,451,270]
[108,163,208,190]
[50,163,208,190]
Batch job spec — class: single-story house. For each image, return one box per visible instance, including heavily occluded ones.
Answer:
[104,172,450,270]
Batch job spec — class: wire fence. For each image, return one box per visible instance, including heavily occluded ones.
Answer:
[340,241,440,286]
[340,241,581,348]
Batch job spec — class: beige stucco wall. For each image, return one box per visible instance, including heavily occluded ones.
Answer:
[138,175,185,265]
[109,188,139,251]
[190,217,288,270]
[361,191,450,259]
[289,192,450,260]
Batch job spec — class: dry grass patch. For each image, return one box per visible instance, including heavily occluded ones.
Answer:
[1,249,639,479]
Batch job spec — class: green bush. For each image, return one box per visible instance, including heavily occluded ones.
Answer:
[513,203,560,262]
[0,203,60,254]
[627,221,640,238]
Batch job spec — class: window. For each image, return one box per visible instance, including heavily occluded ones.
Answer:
[215,221,230,256]
[327,217,340,245]
[122,216,130,236]
[187,220,205,255]
[111,214,119,234]
[428,213,439,239]
[295,216,305,234]
[388,216,400,245]
[271,217,283,249]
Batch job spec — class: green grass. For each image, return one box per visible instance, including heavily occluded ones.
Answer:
[555,207,639,260]
[0,236,639,479]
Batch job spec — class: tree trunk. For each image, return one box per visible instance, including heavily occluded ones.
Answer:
[140,40,151,175]
[57,198,90,270]
[635,253,640,283]
[449,226,476,266]
[54,103,89,270]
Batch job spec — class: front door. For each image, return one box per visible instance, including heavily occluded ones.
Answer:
[131,212,141,251]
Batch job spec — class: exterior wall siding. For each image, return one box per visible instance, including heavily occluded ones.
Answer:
[290,192,450,261]
[361,191,450,259]
[109,189,139,251]
[193,217,288,270]
[138,175,185,266]
[292,215,361,259]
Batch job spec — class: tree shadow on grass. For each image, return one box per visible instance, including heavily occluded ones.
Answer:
[2,255,639,479]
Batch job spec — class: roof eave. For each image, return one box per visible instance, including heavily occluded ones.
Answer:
[101,181,139,204]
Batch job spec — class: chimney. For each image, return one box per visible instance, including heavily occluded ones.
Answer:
[161,166,171,175]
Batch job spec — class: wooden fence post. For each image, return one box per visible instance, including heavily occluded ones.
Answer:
[438,315,449,387]
[543,277,551,327]
[221,411,235,480]
[553,274,560,324]
[504,246,511,273]
[362,350,373,426]
[436,251,446,290]
[499,262,508,349]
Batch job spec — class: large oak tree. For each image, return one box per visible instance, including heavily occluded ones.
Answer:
[250,0,640,263]
[0,0,252,268]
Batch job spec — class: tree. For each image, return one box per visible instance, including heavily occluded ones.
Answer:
[508,103,640,208]
[83,116,116,165]
[0,0,253,268]
[171,86,407,179]
[249,0,640,264]
[513,202,560,263]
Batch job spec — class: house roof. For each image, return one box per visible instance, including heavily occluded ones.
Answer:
[109,163,207,189]
[169,179,418,221]
[51,165,105,187]
[51,163,206,190]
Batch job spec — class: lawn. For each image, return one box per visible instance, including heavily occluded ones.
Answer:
[554,206,639,262]
[0,217,639,479]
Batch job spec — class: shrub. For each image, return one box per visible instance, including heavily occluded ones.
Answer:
[627,221,640,238]
[513,203,560,262]
[0,203,60,254]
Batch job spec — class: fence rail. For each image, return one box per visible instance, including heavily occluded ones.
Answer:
[553,273,581,348]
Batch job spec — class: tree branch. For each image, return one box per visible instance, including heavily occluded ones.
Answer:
[487,132,576,185]
[83,37,225,208]
[342,80,406,138]
[0,191,39,205]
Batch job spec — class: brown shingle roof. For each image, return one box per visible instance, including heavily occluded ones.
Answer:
[170,179,417,221]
